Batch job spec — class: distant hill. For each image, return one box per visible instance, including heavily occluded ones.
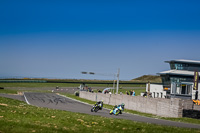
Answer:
[131,75,162,83]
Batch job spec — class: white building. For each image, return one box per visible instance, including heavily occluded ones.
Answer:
[145,83,166,98]
[147,59,200,99]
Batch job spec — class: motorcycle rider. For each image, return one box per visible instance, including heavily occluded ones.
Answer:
[95,100,103,110]
[118,103,125,114]
[111,103,125,115]
[114,103,125,114]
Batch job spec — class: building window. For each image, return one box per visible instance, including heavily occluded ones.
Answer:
[170,63,175,70]
[186,85,192,95]
[171,82,192,95]
[162,75,170,88]
[170,63,189,70]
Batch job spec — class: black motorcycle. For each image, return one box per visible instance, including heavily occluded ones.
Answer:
[91,104,101,112]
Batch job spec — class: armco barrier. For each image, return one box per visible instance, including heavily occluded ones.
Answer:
[80,91,183,117]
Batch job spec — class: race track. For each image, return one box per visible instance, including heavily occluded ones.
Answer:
[23,92,200,129]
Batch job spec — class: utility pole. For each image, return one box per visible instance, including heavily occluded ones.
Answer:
[116,68,120,94]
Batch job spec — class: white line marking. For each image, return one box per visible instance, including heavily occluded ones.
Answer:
[23,93,30,105]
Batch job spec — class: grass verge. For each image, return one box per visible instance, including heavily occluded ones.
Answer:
[0,89,18,94]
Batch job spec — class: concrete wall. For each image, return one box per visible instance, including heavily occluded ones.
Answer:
[80,91,183,118]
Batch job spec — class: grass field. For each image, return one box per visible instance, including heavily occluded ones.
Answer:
[0,83,81,88]
[1,96,200,133]
[0,82,146,95]
[0,82,146,96]
[0,82,145,88]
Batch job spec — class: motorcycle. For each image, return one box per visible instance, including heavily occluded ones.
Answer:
[91,104,100,112]
[109,105,122,115]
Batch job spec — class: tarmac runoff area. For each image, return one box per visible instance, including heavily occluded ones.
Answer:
[0,92,200,129]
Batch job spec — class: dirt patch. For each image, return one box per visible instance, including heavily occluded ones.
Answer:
[0,103,8,106]
[17,92,23,95]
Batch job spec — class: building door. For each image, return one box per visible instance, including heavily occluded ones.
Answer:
[181,84,186,94]
[181,84,192,95]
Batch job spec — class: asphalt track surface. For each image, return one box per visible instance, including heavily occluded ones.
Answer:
[20,92,200,129]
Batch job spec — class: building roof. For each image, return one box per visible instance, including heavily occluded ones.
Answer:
[165,59,200,65]
[158,70,200,76]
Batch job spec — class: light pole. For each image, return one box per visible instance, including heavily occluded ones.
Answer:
[81,69,120,94]
[116,68,120,94]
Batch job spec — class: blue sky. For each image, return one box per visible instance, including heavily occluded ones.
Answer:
[1,0,200,80]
